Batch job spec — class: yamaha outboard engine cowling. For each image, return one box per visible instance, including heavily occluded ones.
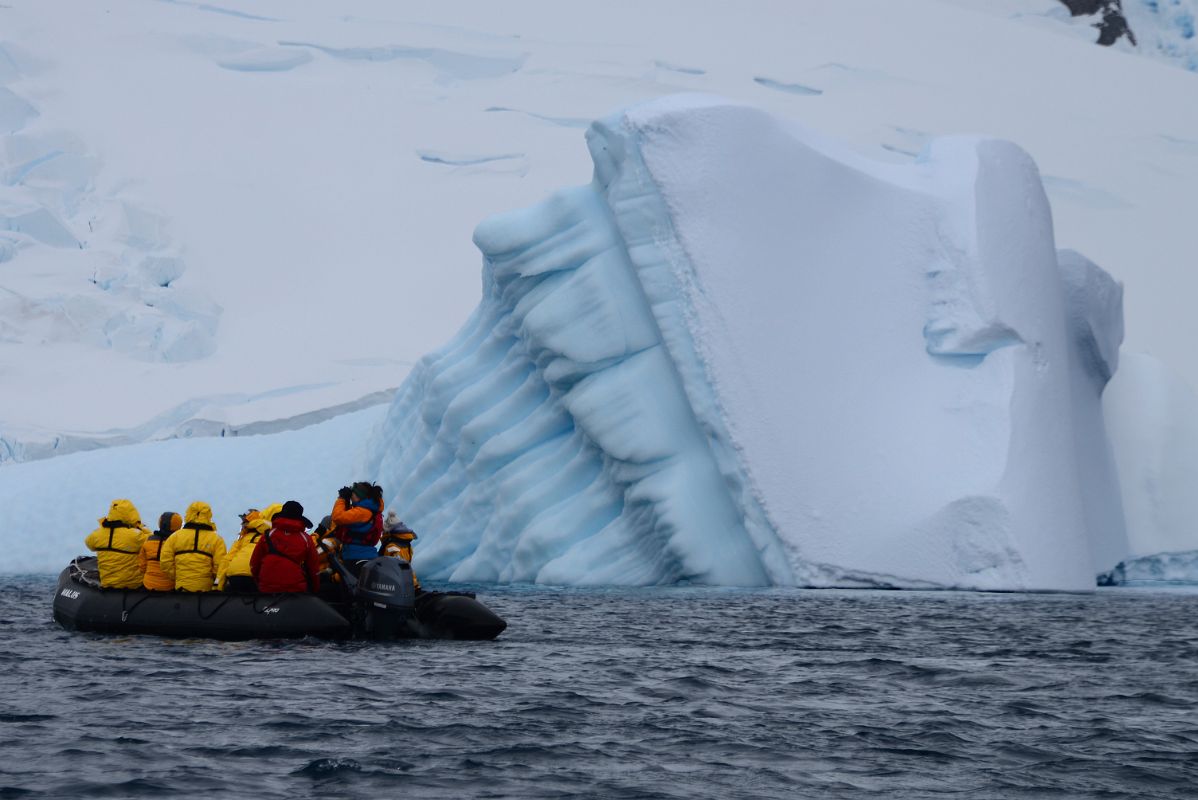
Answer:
[355,557,416,638]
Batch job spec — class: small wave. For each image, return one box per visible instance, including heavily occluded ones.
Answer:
[936,672,1017,688]
[413,690,467,701]
[295,758,363,776]
[187,744,304,759]
[874,745,963,762]
[995,742,1067,763]
[260,714,318,730]
[663,675,721,692]
[68,778,173,797]
[1002,701,1059,719]
[847,657,963,682]
[1113,691,1192,707]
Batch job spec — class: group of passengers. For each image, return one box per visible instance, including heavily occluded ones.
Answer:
[83,482,419,594]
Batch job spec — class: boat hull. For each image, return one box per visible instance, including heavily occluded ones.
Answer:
[53,565,351,640]
[52,558,507,641]
[414,592,508,640]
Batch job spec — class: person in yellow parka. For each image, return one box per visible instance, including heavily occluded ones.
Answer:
[139,511,182,591]
[259,503,283,524]
[84,499,151,589]
[160,501,226,592]
[217,509,270,592]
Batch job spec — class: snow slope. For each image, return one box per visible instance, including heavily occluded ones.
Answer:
[1,0,1196,446]
[364,96,1127,590]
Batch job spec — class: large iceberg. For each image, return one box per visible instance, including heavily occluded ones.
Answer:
[365,95,1127,590]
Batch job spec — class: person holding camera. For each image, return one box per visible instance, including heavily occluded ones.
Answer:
[330,481,384,565]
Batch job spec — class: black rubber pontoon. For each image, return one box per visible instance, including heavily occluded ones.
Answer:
[54,558,350,640]
[53,556,507,642]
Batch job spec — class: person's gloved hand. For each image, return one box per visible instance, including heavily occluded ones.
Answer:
[338,486,353,501]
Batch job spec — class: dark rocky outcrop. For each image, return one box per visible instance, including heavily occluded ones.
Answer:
[1058,0,1138,46]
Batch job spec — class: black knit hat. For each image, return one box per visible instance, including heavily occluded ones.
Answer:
[351,481,376,500]
[274,500,313,529]
[156,511,182,535]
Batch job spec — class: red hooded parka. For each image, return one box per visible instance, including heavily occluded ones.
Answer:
[250,516,320,593]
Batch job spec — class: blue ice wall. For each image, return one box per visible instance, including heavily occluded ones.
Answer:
[364,136,785,584]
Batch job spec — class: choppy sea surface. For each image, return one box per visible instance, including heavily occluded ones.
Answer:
[2,578,1197,799]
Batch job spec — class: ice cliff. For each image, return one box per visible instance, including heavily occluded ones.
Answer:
[365,95,1128,590]
[1103,352,1198,563]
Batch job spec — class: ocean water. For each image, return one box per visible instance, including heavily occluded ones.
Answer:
[2,578,1197,799]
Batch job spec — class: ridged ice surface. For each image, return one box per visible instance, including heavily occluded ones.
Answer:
[366,95,1128,589]
[365,178,775,586]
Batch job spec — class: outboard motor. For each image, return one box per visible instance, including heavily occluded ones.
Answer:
[353,556,417,639]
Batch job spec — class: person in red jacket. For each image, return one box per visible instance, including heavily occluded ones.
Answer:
[250,500,320,593]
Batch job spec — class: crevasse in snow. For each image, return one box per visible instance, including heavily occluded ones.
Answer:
[0,42,220,363]
[365,95,1128,590]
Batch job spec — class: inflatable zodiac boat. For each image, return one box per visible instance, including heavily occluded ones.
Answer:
[53,555,506,641]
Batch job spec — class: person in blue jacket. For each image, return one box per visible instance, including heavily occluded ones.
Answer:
[331,482,383,565]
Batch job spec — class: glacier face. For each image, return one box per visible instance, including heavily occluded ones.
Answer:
[365,95,1127,590]
[1104,351,1198,561]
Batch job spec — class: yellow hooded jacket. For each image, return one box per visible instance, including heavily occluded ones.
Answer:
[217,517,270,589]
[161,501,226,592]
[84,499,149,589]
